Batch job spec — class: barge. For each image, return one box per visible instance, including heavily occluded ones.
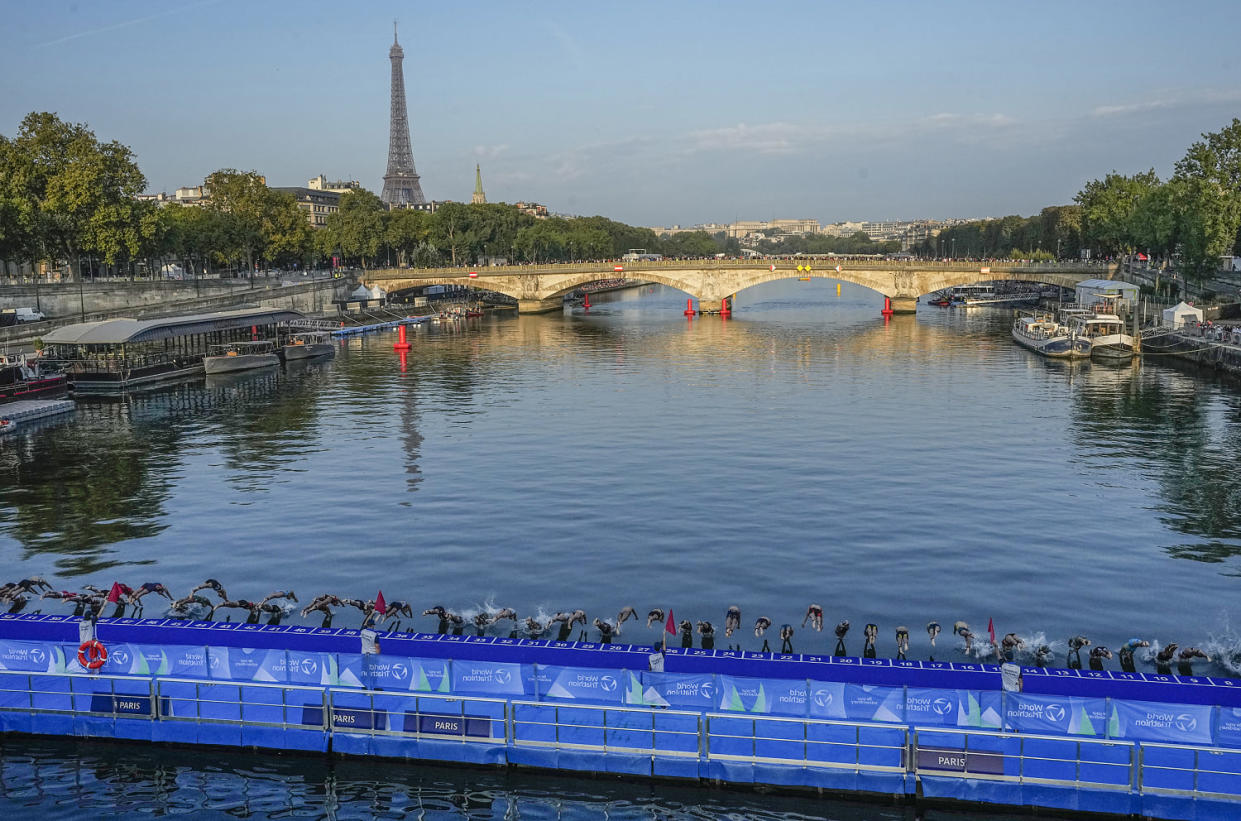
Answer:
[0,614,1238,819]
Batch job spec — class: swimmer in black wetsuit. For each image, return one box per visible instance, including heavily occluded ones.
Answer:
[303,595,344,628]
[523,617,546,639]
[863,623,878,658]
[725,606,741,637]
[210,599,263,623]
[169,594,213,619]
[834,620,850,657]
[0,577,52,597]
[128,582,173,616]
[1118,638,1149,673]
[258,591,298,607]
[191,579,229,601]
[1177,647,1209,677]
[1034,645,1053,667]
[895,626,910,660]
[378,601,414,631]
[1089,646,1112,671]
[1155,643,1178,675]
[1001,633,1024,662]
[473,611,493,636]
[697,621,715,650]
[926,621,941,647]
[616,607,636,633]
[802,604,823,631]
[1067,635,1091,669]
[679,619,693,649]
[646,609,665,629]
[593,618,614,644]
[779,624,795,654]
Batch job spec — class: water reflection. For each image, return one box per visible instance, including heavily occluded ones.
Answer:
[0,736,1049,820]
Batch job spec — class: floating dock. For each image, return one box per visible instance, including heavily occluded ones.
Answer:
[0,614,1238,820]
[331,316,430,338]
[0,399,75,424]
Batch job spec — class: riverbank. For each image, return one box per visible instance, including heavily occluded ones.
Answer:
[1145,325,1241,382]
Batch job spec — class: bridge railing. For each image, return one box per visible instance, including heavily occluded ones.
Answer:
[365,259,1109,279]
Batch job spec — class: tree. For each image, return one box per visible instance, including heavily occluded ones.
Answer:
[0,112,147,279]
[262,191,313,268]
[321,189,387,268]
[430,202,471,265]
[1074,170,1161,255]
[386,207,431,266]
[1172,118,1241,274]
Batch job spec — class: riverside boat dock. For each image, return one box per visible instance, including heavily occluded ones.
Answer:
[0,615,1239,819]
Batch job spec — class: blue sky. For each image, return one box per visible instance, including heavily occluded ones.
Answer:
[3,1,1239,226]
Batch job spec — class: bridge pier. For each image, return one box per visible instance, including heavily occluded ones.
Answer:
[697,298,724,314]
[888,297,918,314]
[517,297,564,314]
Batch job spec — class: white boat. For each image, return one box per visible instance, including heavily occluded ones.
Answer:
[1066,311,1136,361]
[1012,315,1092,358]
[282,332,335,361]
[203,341,280,375]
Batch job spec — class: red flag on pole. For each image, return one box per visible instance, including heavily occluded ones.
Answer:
[374,590,387,615]
[987,617,996,647]
[106,582,123,604]
[665,610,676,636]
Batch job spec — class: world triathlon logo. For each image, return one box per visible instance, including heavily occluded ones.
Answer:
[493,668,512,685]
[1044,704,1066,723]
[599,675,618,693]
[932,697,954,716]
[28,648,46,667]
[110,648,130,668]
[813,689,834,708]
[300,658,318,676]
[1175,714,1198,733]
[390,663,409,681]
[700,681,715,700]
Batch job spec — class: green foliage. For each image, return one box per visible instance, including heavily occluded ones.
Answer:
[0,112,147,277]
[916,207,1082,259]
[1171,118,1241,275]
[1075,170,1161,254]
[319,189,387,268]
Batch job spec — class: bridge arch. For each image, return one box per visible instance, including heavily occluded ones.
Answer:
[538,270,701,301]
[377,277,525,302]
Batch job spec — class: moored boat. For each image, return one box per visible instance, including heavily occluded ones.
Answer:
[281,332,335,361]
[0,417,15,436]
[1066,311,1136,361]
[1012,314,1091,358]
[203,341,280,375]
[0,352,68,403]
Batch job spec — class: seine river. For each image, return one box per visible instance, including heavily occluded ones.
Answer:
[1,279,1239,817]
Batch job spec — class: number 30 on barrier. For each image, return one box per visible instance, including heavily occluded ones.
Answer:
[77,639,108,670]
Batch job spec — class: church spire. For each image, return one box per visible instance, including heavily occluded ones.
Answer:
[472,163,486,204]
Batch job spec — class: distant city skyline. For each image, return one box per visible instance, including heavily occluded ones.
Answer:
[2,1,1239,226]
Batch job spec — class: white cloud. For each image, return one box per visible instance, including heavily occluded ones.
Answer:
[1092,88,1241,117]
[472,144,509,159]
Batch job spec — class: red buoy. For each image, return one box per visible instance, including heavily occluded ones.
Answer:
[881,297,894,318]
[683,298,696,316]
[720,296,731,317]
[393,323,411,351]
[583,293,591,310]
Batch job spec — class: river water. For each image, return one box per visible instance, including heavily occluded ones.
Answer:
[1,279,1239,817]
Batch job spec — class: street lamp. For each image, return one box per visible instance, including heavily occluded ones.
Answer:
[951,238,956,259]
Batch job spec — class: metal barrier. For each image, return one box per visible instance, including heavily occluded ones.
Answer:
[707,712,907,773]
[913,727,1135,791]
[0,669,1238,807]
[0,669,156,718]
[327,689,509,744]
[156,677,327,729]
[1139,741,1241,802]
[510,700,701,758]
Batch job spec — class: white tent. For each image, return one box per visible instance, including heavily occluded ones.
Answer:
[1163,301,1203,328]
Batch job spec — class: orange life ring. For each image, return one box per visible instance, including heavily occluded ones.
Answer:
[78,639,107,670]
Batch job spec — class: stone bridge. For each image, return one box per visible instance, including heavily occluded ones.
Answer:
[362,259,1117,314]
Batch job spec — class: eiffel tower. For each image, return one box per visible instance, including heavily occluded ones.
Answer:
[381,22,427,207]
